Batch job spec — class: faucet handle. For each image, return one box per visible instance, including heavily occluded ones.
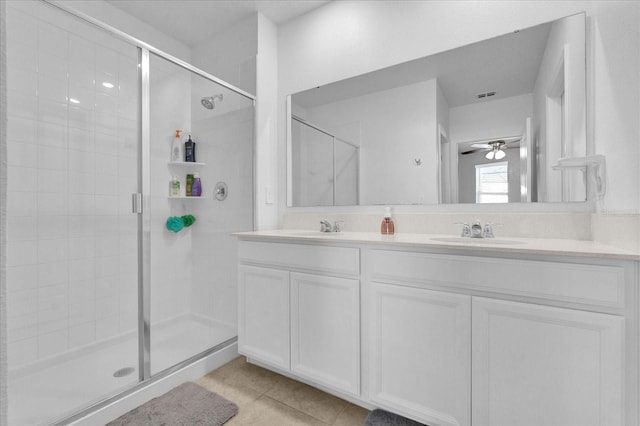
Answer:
[333,220,344,232]
[454,222,471,237]
[482,223,501,238]
[320,220,332,232]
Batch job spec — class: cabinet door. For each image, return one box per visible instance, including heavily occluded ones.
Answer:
[369,282,471,426]
[290,272,360,395]
[238,265,290,369]
[472,297,623,426]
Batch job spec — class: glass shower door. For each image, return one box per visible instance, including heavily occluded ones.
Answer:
[5,1,141,424]
[147,53,254,376]
[5,1,256,424]
[335,139,359,206]
[291,119,335,207]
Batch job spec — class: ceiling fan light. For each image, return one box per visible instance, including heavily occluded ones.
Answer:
[495,150,506,160]
[485,150,495,160]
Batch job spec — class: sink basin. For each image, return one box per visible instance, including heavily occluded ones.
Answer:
[430,237,525,245]
[285,231,342,237]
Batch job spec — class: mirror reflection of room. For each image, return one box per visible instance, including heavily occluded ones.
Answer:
[291,115,360,206]
[288,12,586,207]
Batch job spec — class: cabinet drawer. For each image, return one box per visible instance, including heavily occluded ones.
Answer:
[239,241,360,276]
[368,250,625,310]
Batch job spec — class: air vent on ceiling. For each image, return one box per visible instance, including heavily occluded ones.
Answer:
[477,91,496,99]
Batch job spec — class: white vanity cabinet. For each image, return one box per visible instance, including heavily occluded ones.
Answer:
[235,233,637,426]
[237,240,361,396]
[366,248,629,426]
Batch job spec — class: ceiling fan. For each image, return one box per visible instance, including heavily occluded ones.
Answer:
[460,136,520,160]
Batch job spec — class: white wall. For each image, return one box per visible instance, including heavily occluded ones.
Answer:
[591,1,640,213]
[254,13,279,229]
[277,0,640,217]
[191,14,257,95]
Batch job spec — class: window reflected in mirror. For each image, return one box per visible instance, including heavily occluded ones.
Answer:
[476,162,509,204]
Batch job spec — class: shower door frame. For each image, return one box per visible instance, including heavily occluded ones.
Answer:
[289,113,361,206]
[33,1,257,423]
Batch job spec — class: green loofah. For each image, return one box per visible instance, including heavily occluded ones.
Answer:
[166,216,184,233]
[182,214,196,227]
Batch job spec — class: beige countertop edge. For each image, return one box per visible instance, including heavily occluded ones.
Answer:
[233,230,640,261]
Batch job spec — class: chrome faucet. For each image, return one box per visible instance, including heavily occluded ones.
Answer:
[470,221,483,238]
[455,221,495,238]
[320,220,332,232]
[320,220,343,232]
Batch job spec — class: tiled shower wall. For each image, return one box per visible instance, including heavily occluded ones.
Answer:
[6,1,139,369]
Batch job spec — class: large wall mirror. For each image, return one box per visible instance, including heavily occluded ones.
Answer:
[287,13,586,207]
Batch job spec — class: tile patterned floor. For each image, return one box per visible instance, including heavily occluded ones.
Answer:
[197,356,370,426]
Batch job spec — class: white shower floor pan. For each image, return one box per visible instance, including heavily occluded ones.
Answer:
[8,315,236,426]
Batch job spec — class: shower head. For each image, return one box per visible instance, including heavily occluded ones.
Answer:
[201,94,223,110]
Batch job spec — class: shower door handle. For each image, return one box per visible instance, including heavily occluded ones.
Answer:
[132,193,143,214]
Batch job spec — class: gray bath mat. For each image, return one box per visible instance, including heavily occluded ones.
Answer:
[107,381,238,426]
[364,408,427,426]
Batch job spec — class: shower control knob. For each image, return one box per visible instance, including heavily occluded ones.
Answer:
[215,181,228,201]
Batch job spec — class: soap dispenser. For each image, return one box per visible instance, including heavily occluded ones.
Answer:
[380,207,395,235]
[171,130,183,162]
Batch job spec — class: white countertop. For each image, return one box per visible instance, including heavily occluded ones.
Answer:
[234,229,640,261]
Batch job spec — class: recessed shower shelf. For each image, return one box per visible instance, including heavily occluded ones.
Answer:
[168,161,206,166]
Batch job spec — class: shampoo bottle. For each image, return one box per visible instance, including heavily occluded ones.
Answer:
[186,174,194,196]
[192,173,202,197]
[380,207,395,235]
[184,135,196,162]
[171,130,183,162]
[169,176,180,197]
